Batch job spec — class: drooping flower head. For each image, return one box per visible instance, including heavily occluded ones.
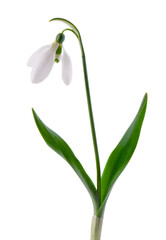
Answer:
[27,33,72,85]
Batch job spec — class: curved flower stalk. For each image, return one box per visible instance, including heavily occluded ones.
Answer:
[27,34,72,85]
[29,18,148,240]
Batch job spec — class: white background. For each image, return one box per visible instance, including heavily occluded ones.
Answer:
[0,0,166,239]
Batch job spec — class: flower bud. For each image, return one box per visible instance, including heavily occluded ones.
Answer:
[56,33,65,44]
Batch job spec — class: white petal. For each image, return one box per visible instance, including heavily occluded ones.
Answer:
[55,53,62,62]
[27,45,50,67]
[62,47,72,85]
[31,45,56,83]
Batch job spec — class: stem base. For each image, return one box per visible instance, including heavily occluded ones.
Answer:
[90,215,103,240]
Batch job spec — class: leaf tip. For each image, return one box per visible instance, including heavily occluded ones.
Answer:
[32,107,35,115]
[144,92,148,100]
[140,93,148,111]
[32,108,37,122]
[143,92,148,107]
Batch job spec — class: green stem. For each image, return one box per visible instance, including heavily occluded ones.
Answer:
[90,215,103,240]
[62,28,78,38]
[52,18,101,206]
[79,37,101,205]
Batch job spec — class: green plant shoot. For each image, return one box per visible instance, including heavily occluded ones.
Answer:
[28,18,148,240]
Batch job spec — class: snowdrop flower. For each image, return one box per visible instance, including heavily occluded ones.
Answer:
[27,33,72,85]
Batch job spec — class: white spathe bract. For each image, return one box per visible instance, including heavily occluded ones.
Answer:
[62,47,72,85]
[28,41,72,85]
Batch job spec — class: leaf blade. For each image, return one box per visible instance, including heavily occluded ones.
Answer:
[98,93,148,216]
[32,109,99,213]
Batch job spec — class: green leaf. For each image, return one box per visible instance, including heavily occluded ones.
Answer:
[32,109,99,213]
[97,93,148,217]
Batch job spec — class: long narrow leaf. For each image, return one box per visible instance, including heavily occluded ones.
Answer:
[97,93,147,217]
[32,109,99,213]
